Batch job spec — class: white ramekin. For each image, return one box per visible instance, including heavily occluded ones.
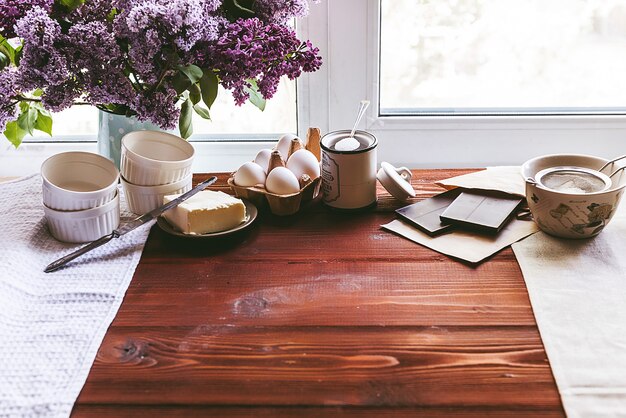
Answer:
[44,191,120,243]
[121,131,195,186]
[121,173,192,215]
[41,151,120,211]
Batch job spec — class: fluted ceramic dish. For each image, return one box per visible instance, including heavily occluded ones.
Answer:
[121,173,192,215]
[41,151,119,211]
[121,130,194,186]
[44,191,120,243]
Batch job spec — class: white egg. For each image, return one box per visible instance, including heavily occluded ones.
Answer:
[275,133,300,161]
[234,162,266,187]
[286,149,320,180]
[265,166,300,195]
[253,149,273,173]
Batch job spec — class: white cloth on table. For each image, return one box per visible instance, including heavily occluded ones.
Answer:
[0,174,152,417]
[513,203,626,417]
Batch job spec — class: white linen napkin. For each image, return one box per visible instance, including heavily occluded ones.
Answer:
[0,175,152,417]
[513,204,626,417]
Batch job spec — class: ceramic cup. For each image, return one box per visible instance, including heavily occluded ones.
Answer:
[121,173,192,215]
[521,154,626,239]
[121,130,195,186]
[41,151,119,211]
[44,191,120,243]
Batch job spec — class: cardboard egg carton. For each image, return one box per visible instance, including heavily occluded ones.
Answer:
[228,128,322,216]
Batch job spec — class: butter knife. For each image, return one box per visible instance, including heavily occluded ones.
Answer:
[44,176,218,273]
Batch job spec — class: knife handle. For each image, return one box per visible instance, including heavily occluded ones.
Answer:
[44,231,119,273]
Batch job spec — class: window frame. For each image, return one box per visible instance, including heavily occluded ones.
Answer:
[309,0,626,168]
[3,0,626,176]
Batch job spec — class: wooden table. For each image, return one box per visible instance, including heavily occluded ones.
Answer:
[72,170,564,417]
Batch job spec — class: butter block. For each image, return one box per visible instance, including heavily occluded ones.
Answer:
[163,190,246,235]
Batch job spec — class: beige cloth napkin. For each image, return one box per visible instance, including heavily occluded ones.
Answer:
[513,205,626,417]
[382,167,538,263]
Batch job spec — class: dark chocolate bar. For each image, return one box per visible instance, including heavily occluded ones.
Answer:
[439,191,522,234]
[395,189,461,236]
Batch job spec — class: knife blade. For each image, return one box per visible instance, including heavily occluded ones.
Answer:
[44,176,218,273]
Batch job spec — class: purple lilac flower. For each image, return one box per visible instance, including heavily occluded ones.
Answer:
[14,6,68,89]
[0,67,17,132]
[202,18,322,105]
[41,79,81,112]
[116,0,223,84]
[203,0,222,13]
[66,21,123,70]
[70,0,116,22]
[133,86,180,130]
[252,0,317,24]
[0,0,322,138]
[60,21,138,112]
[0,0,53,39]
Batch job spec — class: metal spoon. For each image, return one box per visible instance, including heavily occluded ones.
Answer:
[349,100,370,138]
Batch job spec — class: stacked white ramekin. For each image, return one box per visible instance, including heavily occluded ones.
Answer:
[41,152,120,243]
[120,131,194,214]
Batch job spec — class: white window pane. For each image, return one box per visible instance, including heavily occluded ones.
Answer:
[29,78,296,140]
[380,0,626,114]
[193,78,296,136]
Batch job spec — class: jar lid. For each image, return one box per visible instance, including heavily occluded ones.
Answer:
[377,162,416,201]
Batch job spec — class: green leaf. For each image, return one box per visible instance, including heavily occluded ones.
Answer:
[178,64,203,84]
[0,51,8,70]
[34,112,53,136]
[59,0,85,11]
[189,83,201,105]
[32,89,43,97]
[244,79,266,111]
[193,104,211,120]
[179,99,193,139]
[107,7,118,22]
[0,36,17,65]
[32,101,51,117]
[17,107,38,135]
[3,121,27,148]
[222,0,255,19]
[199,69,219,109]
[172,72,192,95]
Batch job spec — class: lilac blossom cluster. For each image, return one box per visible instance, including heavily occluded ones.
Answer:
[252,0,314,24]
[0,68,17,133]
[203,18,322,105]
[0,0,322,137]
[0,0,53,38]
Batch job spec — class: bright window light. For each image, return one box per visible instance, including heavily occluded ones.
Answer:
[380,0,626,115]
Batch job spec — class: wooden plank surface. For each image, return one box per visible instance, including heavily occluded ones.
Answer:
[72,170,564,416]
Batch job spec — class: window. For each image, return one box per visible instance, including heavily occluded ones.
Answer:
[1,78,297,175]
[380,0,626,115]
[5,0,626,175]
[306,0,626,169]
[27,79,297,141]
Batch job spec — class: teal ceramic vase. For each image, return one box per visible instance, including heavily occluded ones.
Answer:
[97,110,162,169]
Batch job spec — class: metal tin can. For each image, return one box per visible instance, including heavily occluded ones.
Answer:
[320,130,378,210]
